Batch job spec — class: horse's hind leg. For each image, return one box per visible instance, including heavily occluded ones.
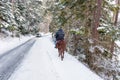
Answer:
[61,50,64,61]
[63,51,64,58]
[61,55,63,61]
[61,55,64,61]
[58,49,61,57]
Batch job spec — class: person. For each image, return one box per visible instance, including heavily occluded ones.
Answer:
[55,27,65,48]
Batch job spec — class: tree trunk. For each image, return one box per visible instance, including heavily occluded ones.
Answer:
[11,0,14,13]
[92,0,102,44]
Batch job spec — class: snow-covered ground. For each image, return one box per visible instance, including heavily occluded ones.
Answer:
[115,40,120,60]
[8,33,103,80]
[0,35,33,55]
[116,40,120,47]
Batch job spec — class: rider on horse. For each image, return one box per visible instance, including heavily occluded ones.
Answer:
[55,27,65,48]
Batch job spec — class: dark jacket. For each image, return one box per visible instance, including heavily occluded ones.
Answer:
[55,28,65,41]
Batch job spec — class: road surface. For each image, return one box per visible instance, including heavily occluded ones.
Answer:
[0,38,35,80]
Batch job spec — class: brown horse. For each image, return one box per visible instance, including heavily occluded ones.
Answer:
[56,40,66,61]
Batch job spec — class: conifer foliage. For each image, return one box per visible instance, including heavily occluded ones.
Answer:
[0,0,43,36]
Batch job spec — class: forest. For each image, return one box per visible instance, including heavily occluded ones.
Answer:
[0,0,120,80]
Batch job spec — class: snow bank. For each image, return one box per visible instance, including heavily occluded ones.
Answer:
[0,36,33,55]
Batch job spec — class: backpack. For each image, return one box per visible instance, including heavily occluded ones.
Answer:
[58,33,64,40]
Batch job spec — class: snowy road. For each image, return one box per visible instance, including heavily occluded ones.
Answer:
[0,39,36,80]
[8,34,103,80]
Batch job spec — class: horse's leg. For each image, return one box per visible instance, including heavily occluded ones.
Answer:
[62,41,66,59]
[63,51,64,58]
[58,48,63,61]
[61,42,65,61]
[58,49,60,57]
[61,52,62,60]
[61,49,64,61]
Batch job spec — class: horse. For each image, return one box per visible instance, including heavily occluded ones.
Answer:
[56,40,66,61]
